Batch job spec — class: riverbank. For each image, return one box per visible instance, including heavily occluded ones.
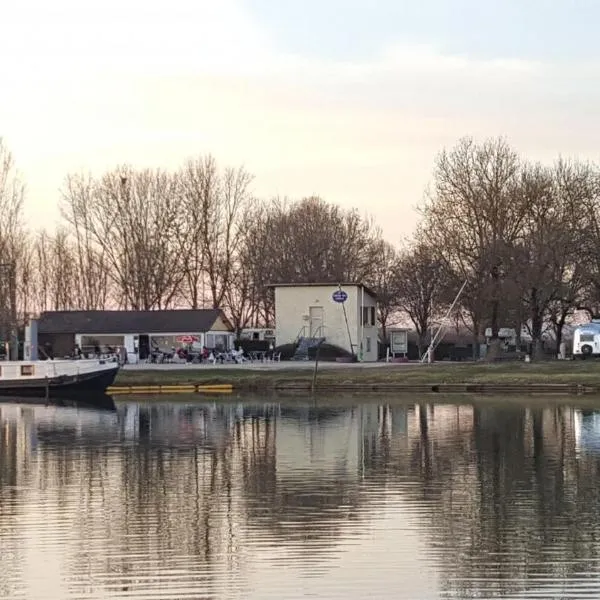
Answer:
[110,361,600,394]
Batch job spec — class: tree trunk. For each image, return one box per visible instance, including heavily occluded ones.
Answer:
[486,338,502,362]
[417,332,427,360]
[553,309,569,357]
[380,322,388,347]
[528,289,546,361]
[470,318,481,360]
[471,332,479,360]
[515,321,522,351]
[530,315,545,361]
[486,268,501,362]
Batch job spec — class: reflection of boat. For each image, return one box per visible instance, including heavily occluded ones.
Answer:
[0,393,116,412]
[0,358,119,398]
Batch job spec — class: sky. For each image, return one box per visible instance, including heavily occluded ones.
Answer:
[2,0,600,242]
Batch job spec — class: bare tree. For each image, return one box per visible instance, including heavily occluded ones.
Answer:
[365,240,401,342]
[573,162,600,318]
[510,161,590,359]
[178,156,253,309]
[396,240,445,357]
[62,167,183,310]
[261,196,380,283]
[33,230,52,312]
[0,139,26,357]
[224,256,258,336]
[177,156,217,308]
[31,229,80,311]
[421,137,526,359]
[49,228,79,310]
[241,201,277,326]
[16,235,35,322]
[61,174,111,309]
[223,201,276,329]
[546,160,594,353]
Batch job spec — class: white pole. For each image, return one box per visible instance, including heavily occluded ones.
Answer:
[421,279,468,363]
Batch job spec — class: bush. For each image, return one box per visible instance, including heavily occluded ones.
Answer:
[273,343,296,360]
[273,342,354,361]
[308,343,353,361]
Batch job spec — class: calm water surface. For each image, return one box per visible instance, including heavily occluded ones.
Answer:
[1,397,600,599]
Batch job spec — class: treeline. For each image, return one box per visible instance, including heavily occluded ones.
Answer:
[1,137,600,360]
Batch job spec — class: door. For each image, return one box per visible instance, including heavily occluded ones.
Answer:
[138,334,150,360]
[309,306,324,337]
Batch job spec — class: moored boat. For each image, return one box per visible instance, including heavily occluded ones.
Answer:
[0,357,120,398]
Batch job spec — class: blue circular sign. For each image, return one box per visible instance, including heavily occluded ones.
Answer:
[332,290,348,303]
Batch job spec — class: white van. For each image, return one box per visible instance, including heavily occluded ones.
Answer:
[573,320,600,358]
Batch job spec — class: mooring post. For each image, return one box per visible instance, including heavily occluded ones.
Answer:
[311,344,322,394]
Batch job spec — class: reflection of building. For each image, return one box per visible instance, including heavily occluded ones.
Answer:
[3,399,597,599]
[37,309,235,362]
[276,409,360,478]
[272,283,378,361]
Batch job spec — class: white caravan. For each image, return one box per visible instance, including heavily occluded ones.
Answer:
[573,320,600,358]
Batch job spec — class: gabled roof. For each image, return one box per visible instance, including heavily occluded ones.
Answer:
[37,309,231,335]
[269,282,377,300]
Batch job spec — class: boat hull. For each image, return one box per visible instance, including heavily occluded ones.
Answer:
[0,365,119,398]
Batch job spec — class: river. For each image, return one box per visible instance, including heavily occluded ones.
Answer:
[0,396,599,599]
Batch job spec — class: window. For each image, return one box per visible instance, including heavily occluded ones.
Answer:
[206,334,229,351]
[21,365,34,376]
[580,334,595,342]
[362,306,376,326]
[366,337,371,353]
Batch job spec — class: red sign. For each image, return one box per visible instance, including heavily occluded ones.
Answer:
[176,335,199,344]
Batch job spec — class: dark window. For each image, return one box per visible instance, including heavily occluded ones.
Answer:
[21,365,34,376]
[362,306,376,326]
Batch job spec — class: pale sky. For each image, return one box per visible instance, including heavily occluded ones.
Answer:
[2,0,600,242]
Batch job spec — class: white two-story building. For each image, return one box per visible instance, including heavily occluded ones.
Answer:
[272,283,378,362]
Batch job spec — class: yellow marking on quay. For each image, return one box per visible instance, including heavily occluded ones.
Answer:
[107,383,233,395]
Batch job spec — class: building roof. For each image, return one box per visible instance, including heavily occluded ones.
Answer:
[37,309,230,335]
[269,282,377,299]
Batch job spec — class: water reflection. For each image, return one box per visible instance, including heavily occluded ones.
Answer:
[1,399,600,598]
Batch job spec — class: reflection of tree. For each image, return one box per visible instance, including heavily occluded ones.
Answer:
[360,402,600,599]
[0,402,373,592]
[0,419,19,488]
[3,400,600,597]
[0,416,24,599]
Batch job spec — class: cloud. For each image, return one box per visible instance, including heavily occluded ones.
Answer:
[2,0,600,241]
[1,0,273,77]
